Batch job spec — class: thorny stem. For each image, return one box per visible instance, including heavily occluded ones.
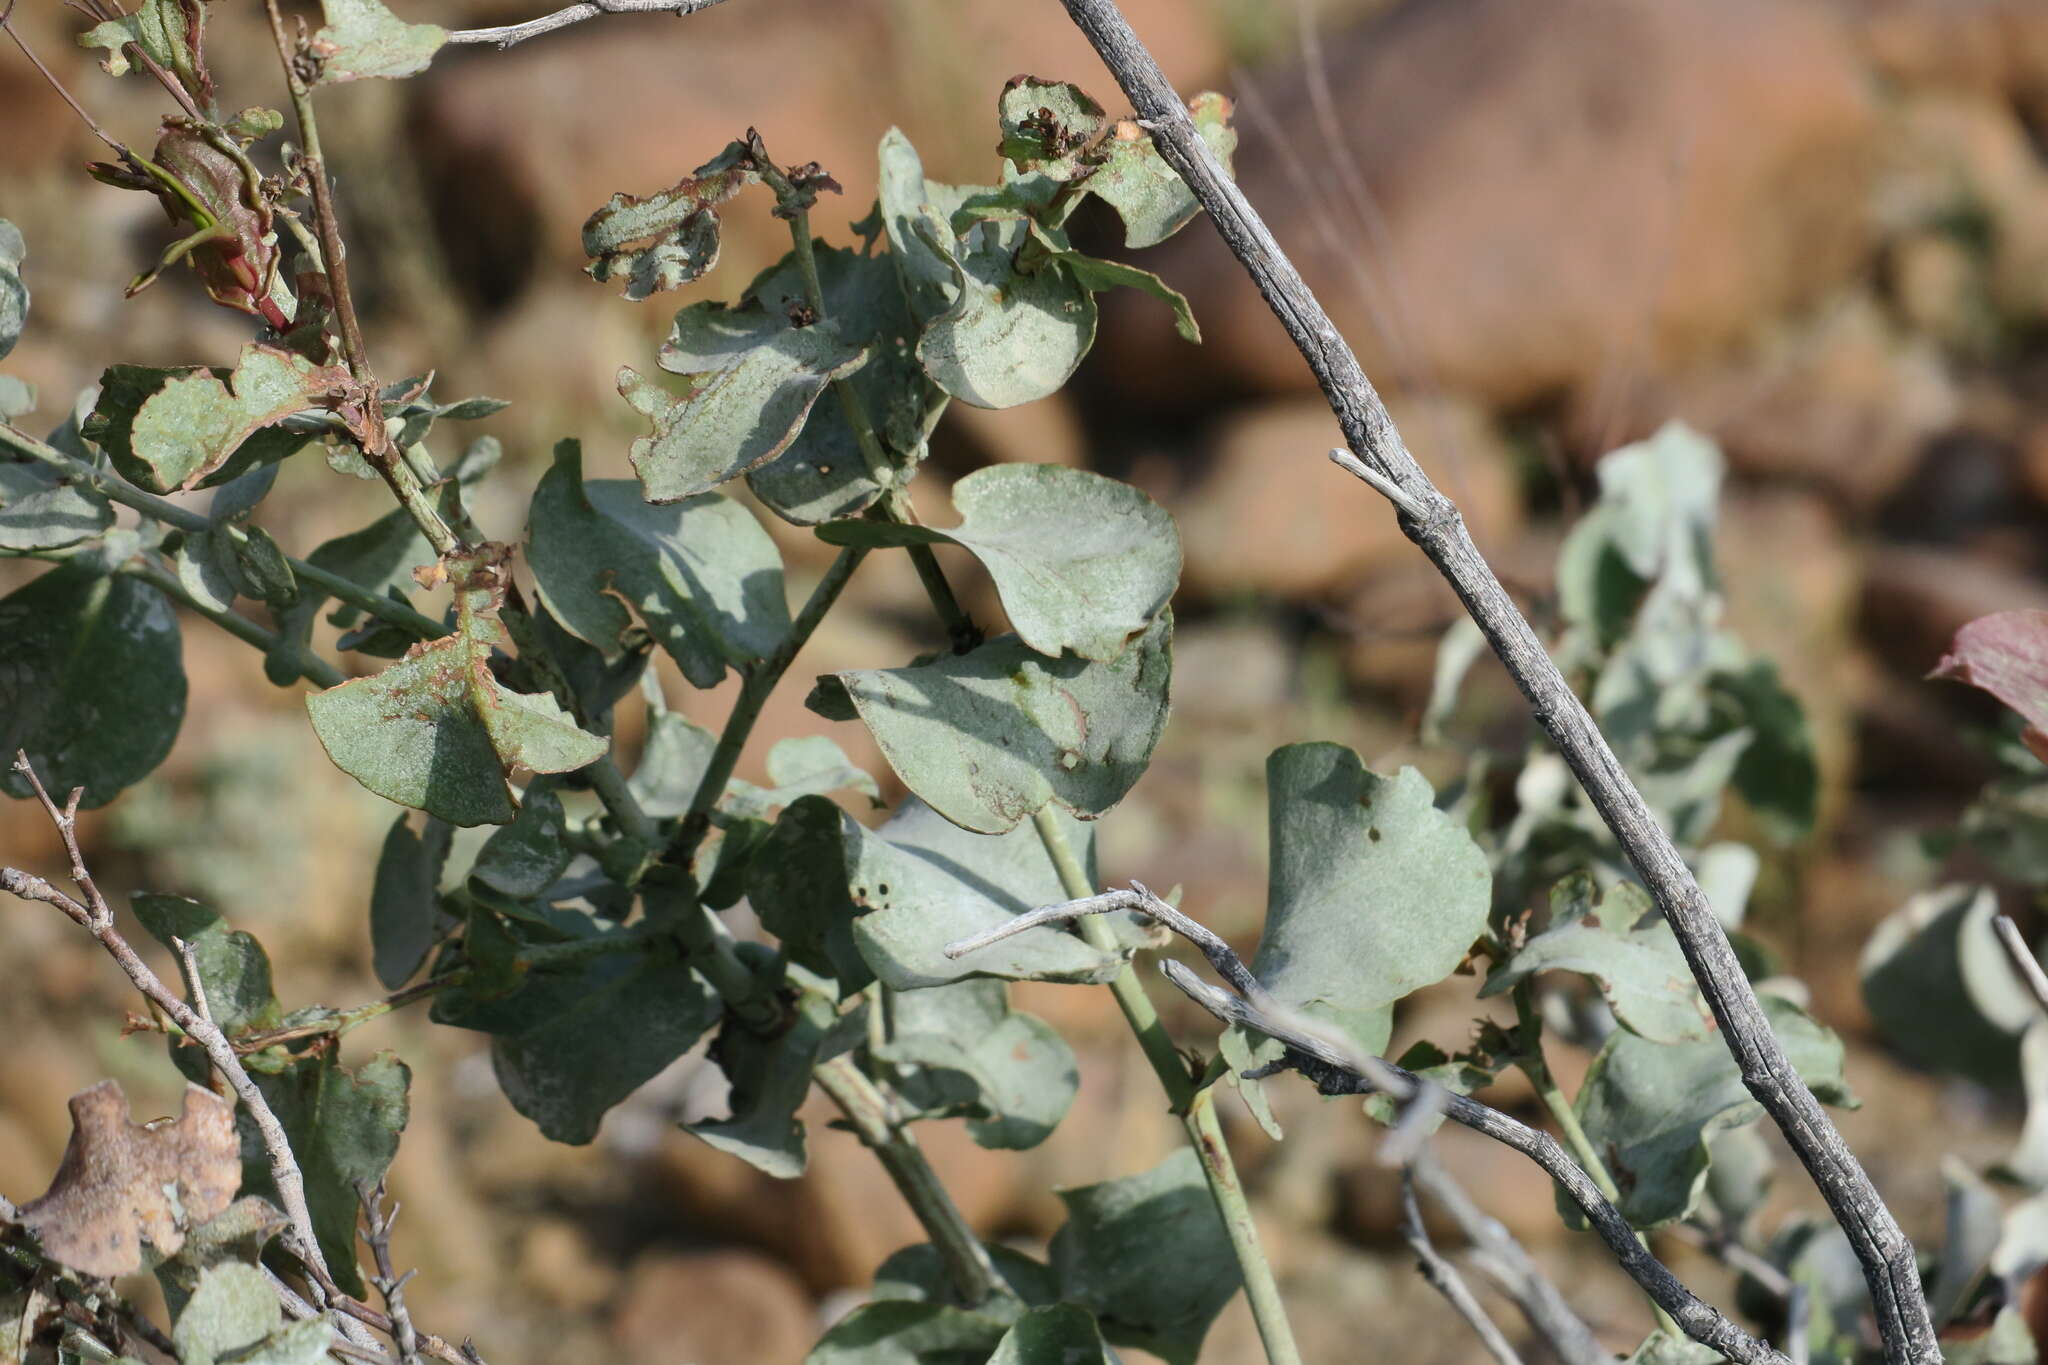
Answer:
[1026,810,1303,1365]
[812,1055,1004,1306]
[1053,3,1934,1358]
[260,0,460,559]
[0,422,448,642]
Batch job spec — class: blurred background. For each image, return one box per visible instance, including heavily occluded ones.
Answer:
[4,0,2048,1359]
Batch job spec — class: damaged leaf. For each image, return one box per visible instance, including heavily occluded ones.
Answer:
[308,0,447,81]
[584,140,759,300]
[87,343,345,492]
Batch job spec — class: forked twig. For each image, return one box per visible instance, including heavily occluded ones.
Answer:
[947,886,1788,1365]
[1051,3,1934,1360]
[445,0,730,49]
[1400,1166,1526,1365]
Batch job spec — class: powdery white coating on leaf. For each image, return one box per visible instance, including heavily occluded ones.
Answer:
[173,1262,334,1365]
[1252,746,1492,1056]
[817,463,1180,661]
[308,0,446,81]
[1934,610,2048,764]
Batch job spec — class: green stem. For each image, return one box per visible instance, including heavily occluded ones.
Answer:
[1511,983,1682,1339]
[1029,808,1303,1365]
[121,559,344,688]
[812,1054,1004,1307]
[586,753,659,846]
[645,878,781,1033]
[669,546,866,866]
[0,423,446,642]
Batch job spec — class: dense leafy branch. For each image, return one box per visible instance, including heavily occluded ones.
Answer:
[1050,1,1936,1360]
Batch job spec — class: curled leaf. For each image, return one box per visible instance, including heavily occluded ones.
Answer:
[583,141,758,300]
[1081,92,1236,249]
[1934,611,2048,764]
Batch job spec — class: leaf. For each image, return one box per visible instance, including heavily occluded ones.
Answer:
[1860,883,2034,1086]
[1934,610,2048,764]
[825,612,1172,835]
[1049,1147,1241,1365]
[745,246,935,526]
[620,288,868,503]
[747,796,880,993]
[1573,995,1853,1229]
[997,78,1106,180]
[0,218,26,360]
[173,1262,334,1365]
[877,130,964,325]
[1058,252,1200,342]
[877,978,1078,1149]
[988,1305,1116,1365]
[873,1241,1055,1313]
[685,989,834,1177]
[1713,660,1818,841]
[308,0,446,81]
[1253,746,1492,1056]
[0,458,114,552]
[305,553,608,825]
[628,689,717,818]
[1945,1310,2038,1365]
[133,893,281,1047]
[86,344,347,492]
[248,1051,409,1297]
[1481,874,1713,1044]
[77,0,193,79]
[17,1081,240,1278]
[276,505,433,652]
[432,926,720,1144]
[817,464,1179,660]
[915,216,1097,410]
[153,1197,290,1320]
[528,439,789,687]
[804,1300,1008,1363]
[0,566,186,810]
[1362,1038,1505,1133]
[1933,1157,2005,1326]
[1623,1330,1727,1365]
[369,814,450,989]
[469,782,571,898]
[583,141,758,300]
[1081,93,1237,249]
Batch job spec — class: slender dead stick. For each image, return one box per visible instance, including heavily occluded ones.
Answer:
[1994,915,2048,1017]
[1399,1166,1527,1365]
[445,0,730,49]
[1051,3,1934,1359]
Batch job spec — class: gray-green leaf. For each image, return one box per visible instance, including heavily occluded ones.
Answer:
[817,463,1179,661]
[1860,883,2034,1086]
[1253,746,1491,1056]
[878,978,1078,1149]
[311,0,446,81]
[804,1300,1009,1363]
[826,612,1172,835]
[915,217,1096,410]
[1081,92,1236,249]
[987,1305,1116,1365]
[172,1263,333,1365]
[0,457,113,552]
[368,813,450,988]
[685,989,834,1177]
[583,140,757,300]
[0,218,27,360]
[0,566,185,809]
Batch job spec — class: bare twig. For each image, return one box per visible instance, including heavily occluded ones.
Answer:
[1995,915,2048,1017]
[1052,3,1933,1359]
[357,1182,421,1365]
[1400,1166,1527,1365]
[1409,1157,1607,1365]
[445,0,731,49]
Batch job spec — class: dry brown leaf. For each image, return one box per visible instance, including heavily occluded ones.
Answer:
[17,1080,241,1277]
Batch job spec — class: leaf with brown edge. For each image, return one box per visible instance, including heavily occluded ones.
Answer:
[1934,611,2048,764]
[583,140,760,301]
[18,1081,240,1278]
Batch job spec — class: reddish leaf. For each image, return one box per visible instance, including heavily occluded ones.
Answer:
[1932,610,2048,763]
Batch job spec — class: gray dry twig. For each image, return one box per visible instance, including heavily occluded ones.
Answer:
[1050,3,1935,1360]
[1399,1166,1527,1365]
[445,0,730,49]
[1994,914,2048,1018]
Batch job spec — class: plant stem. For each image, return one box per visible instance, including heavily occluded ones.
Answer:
[1511,985,1681,1340]
[586,753,659,845]
[812,1054,1004,1306]
[120,558,345,688]
[0,423,447,643]
[1028,808,1302,1365]
[669,546,866,865]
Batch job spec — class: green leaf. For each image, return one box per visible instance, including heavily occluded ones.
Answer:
[1362,1038,1505,1134]
[1059,252,1200,342]
[249,1051,409,1297]
[1713,659,1817,841]
[1481,874,1714,1044]
[305,561,608,825]
[1945,1310,2038,1365]
[0,218,25,360]
[1049,1147,1240,1365]
[1573,995,1853,1229]
[915,216,1097,410]
[620,289,868,503]
[153,1197,290,1320]
[725,733,881,821]
[877,978,1078,1149]
[432,927,720,1144]
[997,78,1106,180]
[583,141,758,300]
[628,687,717,818]
[873,1241,1055,1313]
[77,0,192,79]
[275,505,432,653]
[86,344,347,493]
[817,464,1179,661]
[804,1300,1008,1363]
[0,566,186,809]
[1623,1330,1726,1365]
[745,245,936,526]
[470,781,571,899]
[1860,883,2034,1086]
[310,0,446,81]
[369,814,450,989]
[0,374,33,420]
[0,457,114,552]
[877,130,964,325]
[988,1304,1115,1365]
[172,1263,333,1365]
[528,440,789,687]
[1253,747,1491,1056]
[218,525,298,607]
[132,894,280,1047]
[685,989,834,1177]
[827,612,1172,835]
[747,796,880,994]
[1080,92,1236,248]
